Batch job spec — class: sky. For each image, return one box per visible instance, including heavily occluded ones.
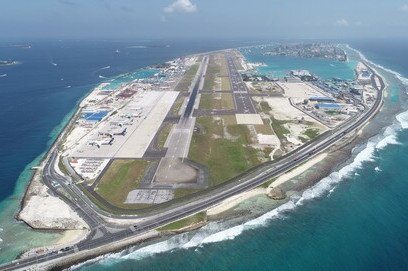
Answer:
[1,0,408,41]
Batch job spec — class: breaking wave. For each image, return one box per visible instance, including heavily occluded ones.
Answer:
[127,45,148,49]
[345,44,408,87]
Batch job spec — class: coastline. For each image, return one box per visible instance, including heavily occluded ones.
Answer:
[5,44,395,270]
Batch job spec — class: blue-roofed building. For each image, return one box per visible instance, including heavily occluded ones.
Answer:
[315,103,342,110]
[81,111,109,122]
[361,70,371,78]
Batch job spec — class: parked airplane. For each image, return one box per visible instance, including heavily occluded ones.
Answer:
[114,128,127,136]
[89,138,114,148]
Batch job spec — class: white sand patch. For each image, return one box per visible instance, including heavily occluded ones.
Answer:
[257,134,279,145]
[285,134,303,145]
[267,153,328,191]
[207,188,265,216]
[236,114,263,125]
[19,195,89,230]
[263,97,315,122]
[277,82,325,98]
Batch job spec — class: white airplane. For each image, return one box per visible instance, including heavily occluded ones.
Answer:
[89,138,114,148]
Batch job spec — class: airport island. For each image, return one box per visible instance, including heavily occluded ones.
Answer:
[4,43,385,270]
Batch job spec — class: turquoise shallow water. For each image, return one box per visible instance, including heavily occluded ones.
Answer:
[241,47,357,80]
[101,68,159,90]
[72,41,408,271]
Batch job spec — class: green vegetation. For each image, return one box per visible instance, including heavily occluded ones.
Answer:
[259,101,272,113]
[199,94,212,110]
[58,158,70,178]
[220,77,231,90]
[259,177,277,188]
[203,56,221,90]
[219,56,230,76]
[255,119,274,135]
[189,117,261,187]
[175,64,199,92]
[270,117,290,142]
[157,124,173,149]
[325,110,340,115]
[174,188,201,199]
[96,159,150,208]
[222,115,237,126]
[299,136,309,143]
[171,96,185,115]
[159,212,207,231]
[303,128,320,139]
[199,93,235,110]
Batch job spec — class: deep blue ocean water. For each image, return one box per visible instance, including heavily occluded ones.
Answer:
[1,39,408,270]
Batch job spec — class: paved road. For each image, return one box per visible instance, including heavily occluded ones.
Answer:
[0,62,384,271]
[226,52,257,114]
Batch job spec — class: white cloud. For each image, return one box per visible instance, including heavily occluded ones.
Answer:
[336,19,349,27]
[401,4,408,11]
[164,0,197,13]
[355,21,363,26]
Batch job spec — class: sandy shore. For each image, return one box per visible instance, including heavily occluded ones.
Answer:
[267,153,328,191]
[21,229,90,259]
[207,188,266,216]
[207,153,328,216]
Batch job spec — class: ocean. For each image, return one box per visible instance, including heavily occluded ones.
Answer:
[1,39,408,270]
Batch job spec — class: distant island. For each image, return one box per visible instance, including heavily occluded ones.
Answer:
[262,43,347,62]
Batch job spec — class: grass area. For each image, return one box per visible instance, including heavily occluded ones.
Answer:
[157,124,173,149]
[58,158,70,177]
[159,212,207,231]
[171,96,185,115]
[259,177,277,188]
[222,115,237,126]
[270,117,290,142]
[175,64,199,92]
[325,110,340,115]
[96,159,150,208]
[174,188,201,199]
[255,119,274,135]
[220,77,231,91]
[199,94,213,110]
[259,101,272,113]
[303,128,320,139]
[227,124,253,144]
[203,56,221,90]
[200,93,235,110]
[189,117,261,187]
[299,136,309,143]
[219,56,230,76]
[216,93,235,110]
